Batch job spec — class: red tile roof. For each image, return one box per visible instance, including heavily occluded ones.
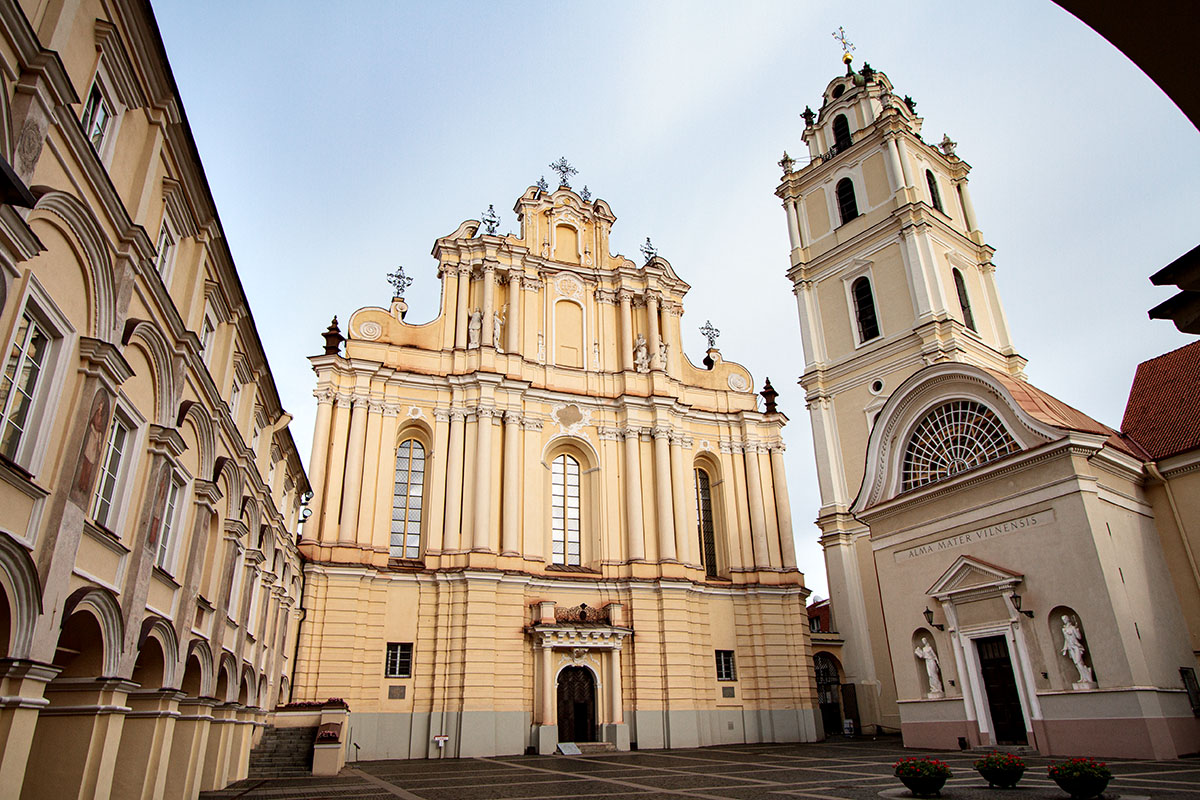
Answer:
[1121,340,1200,460]
[983,369,1148,459]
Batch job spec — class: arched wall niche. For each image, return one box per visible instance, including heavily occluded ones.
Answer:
[0,530,42,660]
[185,638,214,697]
[58,586,124,677]
[553,298,584,368]
[1049,605,1098,688]
[135,615,179,689]
[552,222,581,264]
[541,435,600,567]
[121,319,179,426]
[911,628,945,698]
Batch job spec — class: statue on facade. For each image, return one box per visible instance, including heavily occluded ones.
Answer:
[914,637,943,696]
[493,308,505,352]
[468,308,482,348]
[658,340,668,369]
[1061,615,1094,686]
[634,335,650,373]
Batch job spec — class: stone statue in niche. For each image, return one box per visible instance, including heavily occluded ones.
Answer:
[658,340,668,368]
[1061,614,1095,688]
[468,307,482,348]
[914,637,943,697]
[536,332,545,363]
[493,309,504,352]
[634,335,650,373]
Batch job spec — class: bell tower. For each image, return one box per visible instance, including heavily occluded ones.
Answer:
[776,48,1025,731]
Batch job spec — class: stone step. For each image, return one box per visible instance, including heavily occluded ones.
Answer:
[572,741,617,754]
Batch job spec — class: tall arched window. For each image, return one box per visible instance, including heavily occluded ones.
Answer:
[551,454,581,565]
[901,400,1019,492]
[836,178,858,224]
[694,468,718,578]
[391,439,425,559]
[832,115,852,151]
[925,170,944,213]
[851,276,880,343]
[953,269,977,332]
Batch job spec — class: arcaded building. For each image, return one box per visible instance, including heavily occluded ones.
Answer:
[779,55,1200,758]
[0,2,309,798]
[295,178,818,758]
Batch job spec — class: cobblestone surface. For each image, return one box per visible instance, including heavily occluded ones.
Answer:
[201,737,1200,799]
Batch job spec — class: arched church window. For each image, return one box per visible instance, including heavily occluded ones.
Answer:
[836,178,858,224]
[694,468,718,578]
[391,439,425,559]
[551,454,581,565]
[925,170,945,214]
[851,276,880,343]
[953,269,977,332]
[901,401,1019,492]
[832,115,852,151]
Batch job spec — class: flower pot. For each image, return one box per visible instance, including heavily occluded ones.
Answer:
[1050,773,1110,799]
[977,764,1025,788]
[899,774,948,797]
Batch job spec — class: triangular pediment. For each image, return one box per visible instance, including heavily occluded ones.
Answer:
[927,555,1022,598]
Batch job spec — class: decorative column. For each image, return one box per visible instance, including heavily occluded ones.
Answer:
[646,293,662,369]
[744,443,771,568]
[426,408,451,554]
[622,427,645,561]
[370,404,401,555]
[500,410,522,555]
[652,426,676,561]
[884,134,905,193]
[895,135,915,189]
[521,416,545,560]
[609,647,623,724]
[305,388,335,541]
[618,290,634,371]
[442,408,467,551]
[482,265,496,346]
[471,406,495,551]
[541,644,556,725]
[455,267,470,349]
[956,179,979,233]
[784,199,801,249]
[506,272,522,353]
[769,444,798,569]
[338,393,370,543]
[356,400,384,546]
[319,394,352,542]
[669,433,692,564]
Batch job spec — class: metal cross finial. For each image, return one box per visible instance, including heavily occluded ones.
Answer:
[549,157,577,188]
[536,175,549,192]
[580,185,591,203]
[481,204,500,235]
[387,266,413,298]
[700,320,720,349]
[640,237,657,264]
[832,26,855,63]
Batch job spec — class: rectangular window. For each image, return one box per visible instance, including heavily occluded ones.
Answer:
[154,219,175,276]
[0,313,50,461]
[155,475,184,570]
[385,642,414,678]
[200,316,215,358]
[91,415,131,529]
[551,454,581,565]
[81,83,113,152]
[1182,667,1200,715]
[715,649,737,682]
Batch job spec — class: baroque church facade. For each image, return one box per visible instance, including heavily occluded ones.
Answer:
[294,180,818,758]
[781,57,1200,758]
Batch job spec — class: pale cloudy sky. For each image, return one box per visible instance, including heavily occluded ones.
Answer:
[152,1,1198,598]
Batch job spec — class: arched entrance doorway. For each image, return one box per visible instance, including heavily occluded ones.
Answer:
[813,652,843,737]
[556,666,596,743]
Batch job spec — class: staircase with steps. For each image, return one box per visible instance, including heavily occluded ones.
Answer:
[247,726,316,778]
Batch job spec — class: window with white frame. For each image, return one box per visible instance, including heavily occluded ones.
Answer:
[81,81,114,153]
[154,217,176,278]
[715,649,737,681]
[390,439,425,559]
[200,314,216,359]
[90,411,134,531]
[694,467,719,578]
[551,453,581,565]
[0,312,51,462]
[385,642,413,678]
[154,473,185,571]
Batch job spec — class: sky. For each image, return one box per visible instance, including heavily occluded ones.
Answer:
[152,1,1199,599]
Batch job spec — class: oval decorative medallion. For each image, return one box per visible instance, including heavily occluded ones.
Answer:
[357,321,382,341]
[556,274,583,299]
[727,373,750,392]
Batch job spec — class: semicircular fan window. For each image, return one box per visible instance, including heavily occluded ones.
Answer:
[901,400,1020,492]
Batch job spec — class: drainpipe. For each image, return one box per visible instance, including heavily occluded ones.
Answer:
[1146,462,1200,594]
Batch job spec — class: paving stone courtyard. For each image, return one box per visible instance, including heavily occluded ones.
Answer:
[201,737,1200,800]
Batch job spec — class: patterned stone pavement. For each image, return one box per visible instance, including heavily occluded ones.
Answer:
[201,737,1200,800]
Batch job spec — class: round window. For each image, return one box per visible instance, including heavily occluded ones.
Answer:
[831,84,845,99]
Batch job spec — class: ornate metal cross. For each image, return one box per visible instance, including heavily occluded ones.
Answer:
[549,157,577,188]
[700,320,720,348]
[580,185,591,203]
[387,266,413,298]
[481,204,500,235]
[536,175,549,192]
[832,26,855,60]
[640,237,657,264]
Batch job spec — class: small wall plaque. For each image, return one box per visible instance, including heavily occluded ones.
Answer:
[388,685,406,699]
[722,686,736,698]
[557,742,582,755]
